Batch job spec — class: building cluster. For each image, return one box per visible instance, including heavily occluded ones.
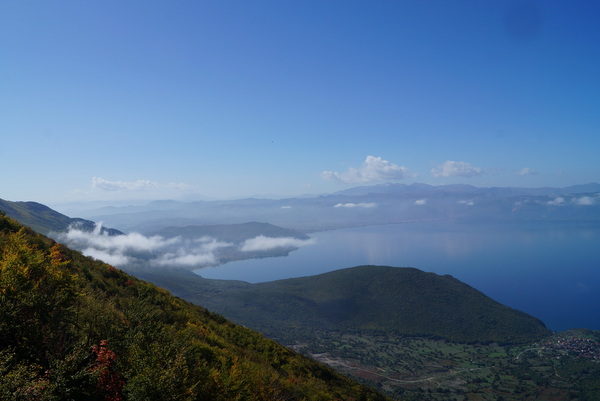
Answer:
[539,335,600,360]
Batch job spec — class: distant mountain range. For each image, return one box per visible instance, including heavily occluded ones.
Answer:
[332,182,600,197]
[64,182,600,233]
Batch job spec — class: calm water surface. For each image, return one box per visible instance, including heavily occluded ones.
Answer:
[197,222,600,332]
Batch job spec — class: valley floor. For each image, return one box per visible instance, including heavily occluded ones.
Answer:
[288,330,600,401]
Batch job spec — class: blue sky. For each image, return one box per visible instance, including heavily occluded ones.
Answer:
[1,1,599,204]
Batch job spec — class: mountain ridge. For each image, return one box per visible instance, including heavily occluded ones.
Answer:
[0,198,123,236]
[61,183,600,233]
[161,265,550,345]
[332,182,600,197]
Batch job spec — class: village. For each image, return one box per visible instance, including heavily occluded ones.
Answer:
[538,332,600,361]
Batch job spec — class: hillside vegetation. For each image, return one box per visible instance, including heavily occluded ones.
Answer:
[0,213,389,401]
[152,266,550,345]
[0,199,122,236]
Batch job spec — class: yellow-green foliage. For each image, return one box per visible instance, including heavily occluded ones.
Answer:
[0,215,389,401]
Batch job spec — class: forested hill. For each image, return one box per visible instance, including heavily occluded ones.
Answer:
[0,198,123,236]
[178,266,551,344]
[0,213,389,401]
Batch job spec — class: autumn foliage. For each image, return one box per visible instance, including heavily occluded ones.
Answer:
[90,340,124,401]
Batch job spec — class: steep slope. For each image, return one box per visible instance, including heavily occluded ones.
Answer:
[132,269,599,401]
[168,266,550,344]
[0,214,389,401]
[0,198,122,236]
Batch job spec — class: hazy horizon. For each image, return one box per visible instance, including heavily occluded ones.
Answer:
[7,180,600,212]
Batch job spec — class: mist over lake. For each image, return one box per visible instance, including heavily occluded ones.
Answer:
[197,222,600,332]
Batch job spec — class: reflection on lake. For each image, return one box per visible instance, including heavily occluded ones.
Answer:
[197,222,600,331]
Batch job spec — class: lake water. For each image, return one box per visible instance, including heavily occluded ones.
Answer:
[197,222,600,332]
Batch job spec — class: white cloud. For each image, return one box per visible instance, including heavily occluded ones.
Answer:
[92,177,159,191]
[415,199,427,205]
[240,235,315,252]
[57,224,316,268]
[334,202,377,208]
[431,161,483,178]
[458,200,475,206]
[153,246,219,267]
[62,222,178,252]
[57,223,231,268]
[82,247,132,266]
[572,196,595,206]
[196,237,232,252]
[547,197,565,206]
[321,156,414,184]
[515,167,538,176]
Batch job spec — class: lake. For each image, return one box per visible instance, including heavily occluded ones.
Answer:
[197,221,600,332]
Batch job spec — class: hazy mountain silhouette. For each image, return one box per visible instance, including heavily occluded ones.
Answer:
[69,183,600,233]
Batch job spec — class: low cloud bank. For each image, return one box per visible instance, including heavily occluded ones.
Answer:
[334,202,377,208]
[57,223,314,269]
[547,196,597,206]
[572,196,596,206]
[459,200,475,206]
[153,237,232,267]
[547,197,566,206]
[58,223,230,268]
[62,223,179,254]
[240,235,315,252]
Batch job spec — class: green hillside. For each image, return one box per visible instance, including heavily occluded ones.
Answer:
[163,266,550,345]
[0,213,389,401]
[0,198,122,236]
[132,269,600,401]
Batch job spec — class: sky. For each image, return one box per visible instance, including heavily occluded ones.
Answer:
[1,0,599,205]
